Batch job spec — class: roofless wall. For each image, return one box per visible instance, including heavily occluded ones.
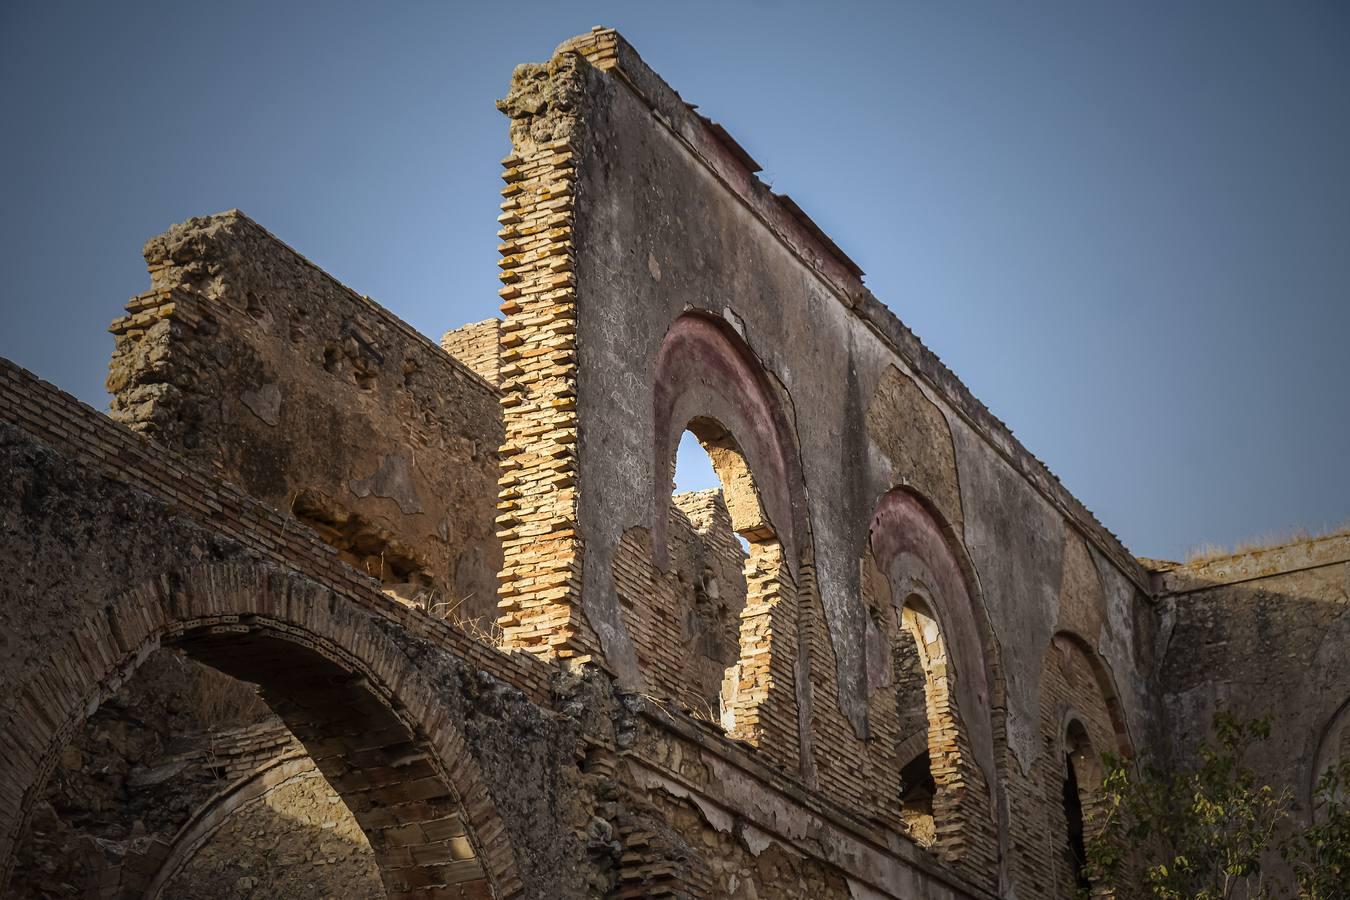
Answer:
[492,28,1158,893]
[5,25,1341,900]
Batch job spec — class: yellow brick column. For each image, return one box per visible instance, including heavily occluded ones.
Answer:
[493,139,598,663]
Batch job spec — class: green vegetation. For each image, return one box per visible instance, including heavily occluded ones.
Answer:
[1083,714,1348,899]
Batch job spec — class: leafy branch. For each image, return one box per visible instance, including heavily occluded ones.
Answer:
[1083,714,1347,900]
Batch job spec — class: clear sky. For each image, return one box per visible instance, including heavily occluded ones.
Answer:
[2,1,1346,561]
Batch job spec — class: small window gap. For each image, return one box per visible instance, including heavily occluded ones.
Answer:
[1064,734,1091,888]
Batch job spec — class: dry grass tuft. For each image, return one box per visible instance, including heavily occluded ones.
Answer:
[1183,521,1350,565]
[448,608,505,646]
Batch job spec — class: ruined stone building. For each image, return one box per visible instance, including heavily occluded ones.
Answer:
[2,28,1347,900]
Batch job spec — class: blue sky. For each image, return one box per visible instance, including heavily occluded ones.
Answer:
[2,1,1346,560]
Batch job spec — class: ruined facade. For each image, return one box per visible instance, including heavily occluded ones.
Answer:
[1,28,1345,900]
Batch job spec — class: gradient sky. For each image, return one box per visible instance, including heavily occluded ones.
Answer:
[2,1,1346,561]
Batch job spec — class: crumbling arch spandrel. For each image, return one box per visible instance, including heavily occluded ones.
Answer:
[652,313,807,568]
[0,562,524,900]
[648,312,809,766]
[864,487,1004,873]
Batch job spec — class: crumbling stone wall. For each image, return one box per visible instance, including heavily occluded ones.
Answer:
[1156,536,1350,824]
[108,213,504,626]
[4,362,924,899]
[0,362,582,898]
[5,25,1344,900]
[613,490,748,724]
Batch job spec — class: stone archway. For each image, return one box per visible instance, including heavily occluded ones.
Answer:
[1,561,524,900]
[143,754,372,898]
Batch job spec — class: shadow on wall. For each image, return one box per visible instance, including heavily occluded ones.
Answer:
[160,772,383,900]
[12,650,276,898]
[9,648,383,900]
[1156,556,1350,884]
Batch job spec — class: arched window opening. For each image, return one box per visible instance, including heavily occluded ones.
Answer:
[667,418,790,741]
[894,595,953,848]
[669,428,748,724]
[650,314,802,766]
[1063,719,1098,890]
[864,488,1002,870]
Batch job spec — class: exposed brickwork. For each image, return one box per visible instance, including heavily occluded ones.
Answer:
[441,319,503,388]
[0,360,547,705]
[492,56,595,660]
[723,536,800,763]
[613,492,747,722]
[1004,635,1122,898]
[2,24,1345,900]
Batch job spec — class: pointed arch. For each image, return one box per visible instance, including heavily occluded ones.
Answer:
[652,312,806,567]
[1031,631,1132,896]
[650,313,809,769]
[865,487,1004,871]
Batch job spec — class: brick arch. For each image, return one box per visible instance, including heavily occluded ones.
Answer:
[650,312,808,768]
[1045,630,1132,758]
[652,312,806,570]
[145,754,319,898]
[1024,631,1130,897]
[1,561,524,900]
[866,487,1004,874]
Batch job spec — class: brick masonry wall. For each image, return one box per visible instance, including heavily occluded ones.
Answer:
[14,24,1343,900]
[0,359,591,897]
[612,491,748,724]
[497,29,1154,898]
[1003,636,1121,898]
[0,356,550,707]
[107,212,504,627]
[4,357,992,899]
[441,319,502,388]
[492,57,597,662]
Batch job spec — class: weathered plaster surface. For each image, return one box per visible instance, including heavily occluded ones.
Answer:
[2,25,1342,900]
[949,416,1065,774]
[1158,539,1350,813]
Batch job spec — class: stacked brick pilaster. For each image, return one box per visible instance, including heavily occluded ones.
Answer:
[493,136,598,662]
